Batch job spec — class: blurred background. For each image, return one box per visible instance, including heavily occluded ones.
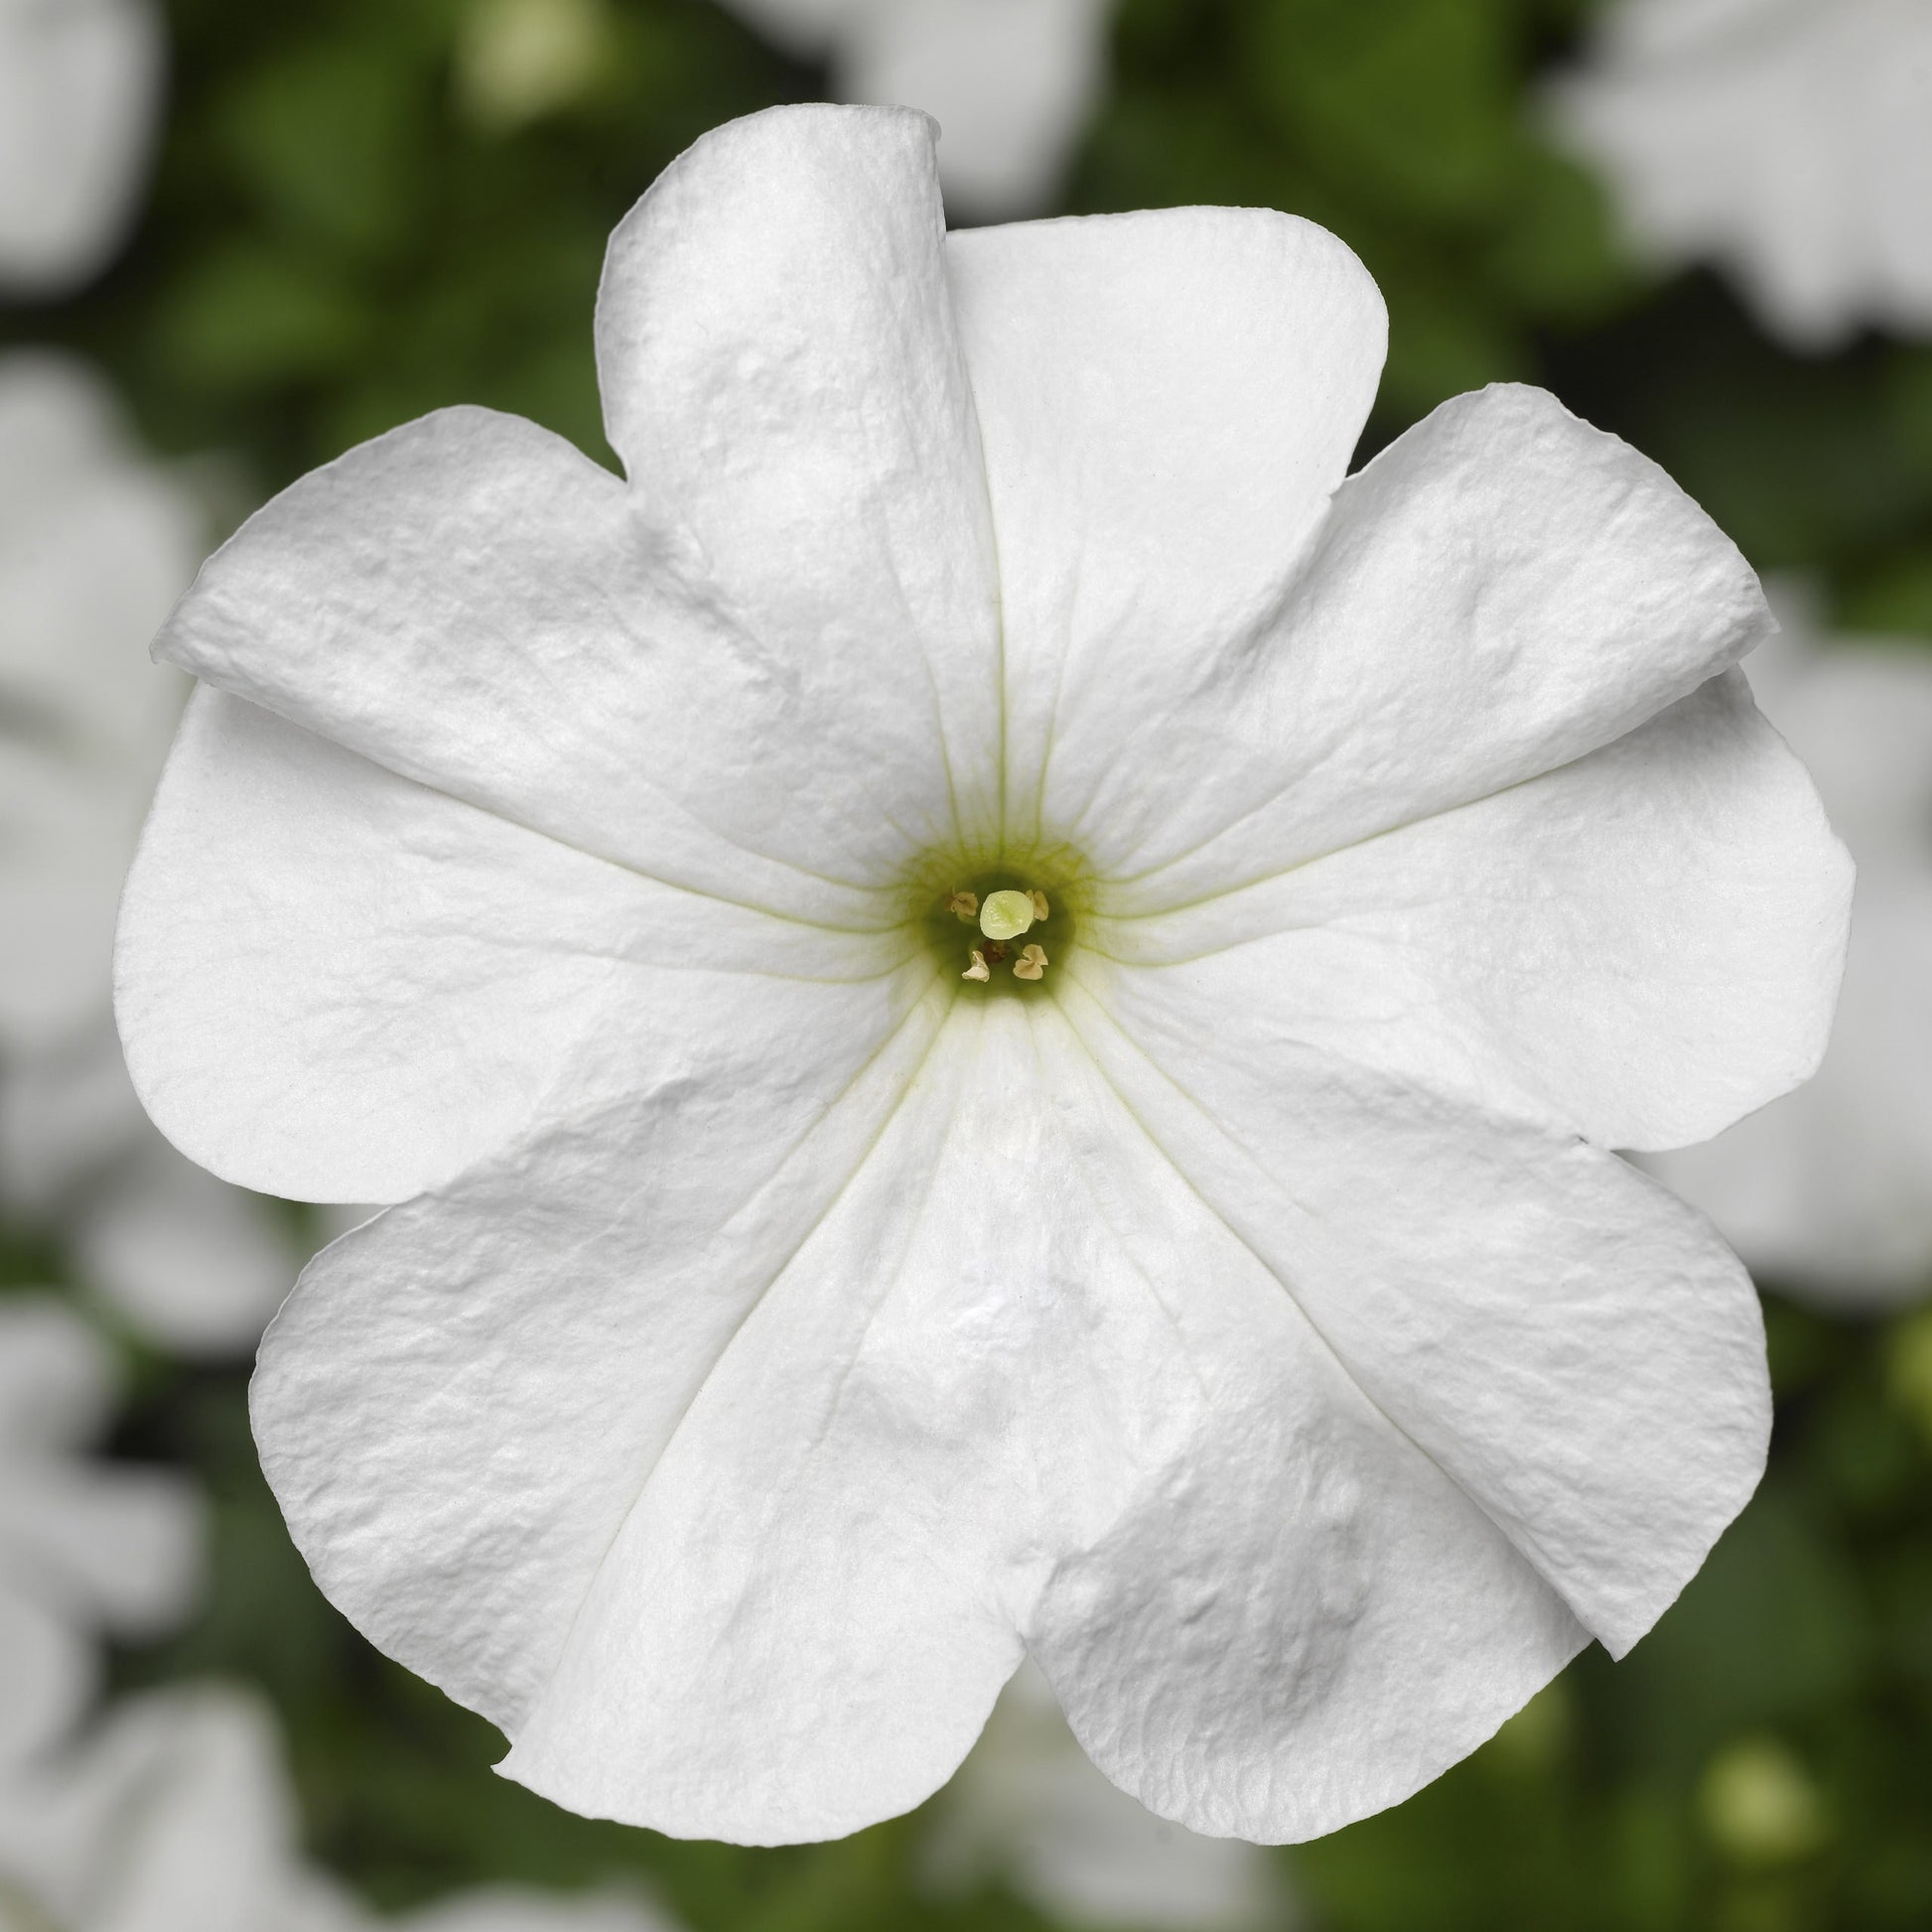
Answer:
[4,0,1932,1927]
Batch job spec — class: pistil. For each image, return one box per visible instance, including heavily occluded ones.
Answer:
[957,888,1051,985]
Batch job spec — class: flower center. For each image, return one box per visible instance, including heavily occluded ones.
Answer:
[905,850,1086,997]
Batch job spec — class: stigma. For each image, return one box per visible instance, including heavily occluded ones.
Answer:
[957,887,1051,985]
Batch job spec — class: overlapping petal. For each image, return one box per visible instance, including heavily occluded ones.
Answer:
[1092,672,1852,1152]
[119,691,909,1201]
[255,984,1763,1843]
[947,206,1385,855]
[595,102,1003,852]
[1077,383,1772,899]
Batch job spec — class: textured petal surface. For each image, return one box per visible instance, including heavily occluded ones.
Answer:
[154,410,909,923]
[946,205,1384,853]
[1093,673,1852,1152]
[596,104,1003,853]
[253,965,954,1781]
[254,973,1758,1844]
[1050,973,1769,1682]
[1072,384,1771,905]
[118,691,905,1202]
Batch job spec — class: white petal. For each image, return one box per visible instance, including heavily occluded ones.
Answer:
[946,206,1384,853]
[1645,874,1932,1303]
[1055,972,1769,1678]
[841,0,1110,217]
[1097,673,1852,1152]
[596,104,1004,849]
[118,691,904,1202]
[254,987,1724,1847]
[928,1659,1279,1930]
[1638,628,1932,1300]
[1744,625,1932,874]
[252,966,956,1789]
[1085,384,1771,905]
[153,409,939,920]
[0,0,162,294]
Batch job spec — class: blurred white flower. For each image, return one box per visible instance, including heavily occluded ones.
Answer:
[0,0,164,298]
[0,1681,673,1932]
[1549,0,1932,349]
[926,1660,1281,1929]
[0,353,300,1354]
[402,1890,682,1932]
[718,0,1111,215]
[0,1298,201,1769]
[118,106,1846,1846]
[1645,588,1932,1306]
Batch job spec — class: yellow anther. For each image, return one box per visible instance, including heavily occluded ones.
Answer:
[962,949,991,983]
[1013,944,1048,981]
[980,890,1035,942]
[1029,890,1049,920]
[947,890,979,921]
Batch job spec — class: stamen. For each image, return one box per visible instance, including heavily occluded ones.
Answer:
[948,890,979,921]
[1014,944,1048,981]
[962,950,990,983]
[1029,890,1049,921]
[980,890,1035,942]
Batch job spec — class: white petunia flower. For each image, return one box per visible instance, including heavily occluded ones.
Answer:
[1549,0,1932,349]
[0,354,299,1354]
[0,0,164,298]
[718,0,1110,215]
[116,105,1851,1846]
[1644,587,1932,1306]
[0,1681,675,1932]
[0,1298,201,1769]
[925,1659,1281,1928]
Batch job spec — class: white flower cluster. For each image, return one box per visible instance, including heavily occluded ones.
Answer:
[1551,0,1932,347]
